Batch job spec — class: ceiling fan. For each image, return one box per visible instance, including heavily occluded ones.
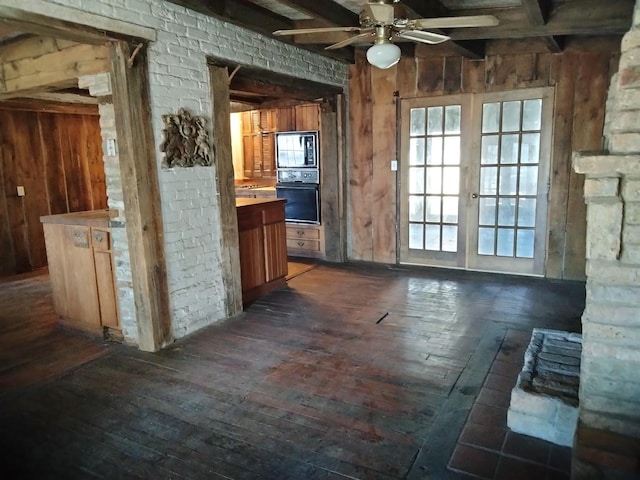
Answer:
[273,0,499,69]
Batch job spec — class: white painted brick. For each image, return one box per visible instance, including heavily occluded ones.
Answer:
[47,0,347,343]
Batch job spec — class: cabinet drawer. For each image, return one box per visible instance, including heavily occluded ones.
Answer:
[286,226,320,240]
[91,228,111,250]
[287,238,320,251]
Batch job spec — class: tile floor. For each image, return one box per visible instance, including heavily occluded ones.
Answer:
[449,329,573,480]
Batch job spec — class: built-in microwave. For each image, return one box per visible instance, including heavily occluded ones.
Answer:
[275,131,318,169]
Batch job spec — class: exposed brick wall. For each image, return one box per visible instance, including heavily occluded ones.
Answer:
[572,0,640,477]
[45,0,349,340]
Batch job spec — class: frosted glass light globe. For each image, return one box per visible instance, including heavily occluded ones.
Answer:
[366,43,401,69]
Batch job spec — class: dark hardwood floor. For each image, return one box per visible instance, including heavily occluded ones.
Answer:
[0,263,584,479]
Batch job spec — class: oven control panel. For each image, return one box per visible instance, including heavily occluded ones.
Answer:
[277,169,319,184]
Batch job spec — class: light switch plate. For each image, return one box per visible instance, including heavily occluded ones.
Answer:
[105,138,118,157]
[16,185,25,197]
[390,160,398,171]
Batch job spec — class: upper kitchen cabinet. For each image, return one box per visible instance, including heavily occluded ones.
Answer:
[242,110,276,178]
[239,105,321,179]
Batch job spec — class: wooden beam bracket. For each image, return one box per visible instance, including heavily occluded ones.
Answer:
[127,43,144,68]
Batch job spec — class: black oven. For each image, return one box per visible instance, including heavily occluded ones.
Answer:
[276,183,320,224]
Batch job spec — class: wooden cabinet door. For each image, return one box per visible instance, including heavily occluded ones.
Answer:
[295,104,320,131]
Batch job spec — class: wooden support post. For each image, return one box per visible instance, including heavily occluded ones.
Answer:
[110,41,171,351]
[209,64,243,316]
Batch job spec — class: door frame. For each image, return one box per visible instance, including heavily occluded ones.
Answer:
[0,4,170,351]
[398,87,554,276]
[398,94,473,269]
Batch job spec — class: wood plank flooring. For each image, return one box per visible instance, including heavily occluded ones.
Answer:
[0,263,584,479]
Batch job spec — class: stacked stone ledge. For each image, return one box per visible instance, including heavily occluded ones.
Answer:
[571,13,640,478]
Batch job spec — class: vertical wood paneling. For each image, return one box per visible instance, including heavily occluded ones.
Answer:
[444,57,462,94]
[516,53,536,87]
[85,116,107,210]
[371,65,397,264]
[349,44,618,280]
[396,56,417,98]
[564,53,612,279]
[276,107,295,131]
[38,113,67,216]
[417,57,444,94]
[0,108,104,275]
[0,139,16,275]
[546,53,578,279]
[348,52,374,261]
[0,115,29,273]
[462,58,485,94]
[486,55,518,91]
[295,104,320,131]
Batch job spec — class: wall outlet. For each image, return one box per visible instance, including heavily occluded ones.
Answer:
[16,186,25,197]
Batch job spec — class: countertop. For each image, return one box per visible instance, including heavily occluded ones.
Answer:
[236,198,285,208]
[40,209,117,227]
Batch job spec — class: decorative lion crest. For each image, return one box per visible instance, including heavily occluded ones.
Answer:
[160,108,213,168]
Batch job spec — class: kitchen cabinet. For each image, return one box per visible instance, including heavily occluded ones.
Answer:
[285,223,324,258]
[236,198,288,304]
[242,110,276,178]
[40,210,119,334]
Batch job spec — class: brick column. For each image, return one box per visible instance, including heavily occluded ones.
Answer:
[78,73,138,345]
[572,0,640,476]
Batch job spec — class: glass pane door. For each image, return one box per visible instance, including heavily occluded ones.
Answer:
[400,88,553,275]
[468,89,553,275]
[400,96,471,267]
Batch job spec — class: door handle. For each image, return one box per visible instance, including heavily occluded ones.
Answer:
[471,193,478,199]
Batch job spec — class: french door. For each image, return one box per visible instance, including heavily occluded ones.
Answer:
[399,88,553,276]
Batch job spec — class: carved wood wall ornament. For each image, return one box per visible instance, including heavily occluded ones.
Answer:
[160,108,213,168]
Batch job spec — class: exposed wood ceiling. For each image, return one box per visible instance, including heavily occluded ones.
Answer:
[168,0,635,63]
[0,0,634,110]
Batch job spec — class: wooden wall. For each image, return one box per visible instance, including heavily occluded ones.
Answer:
[0,106,105,275]
[348,39,620,280]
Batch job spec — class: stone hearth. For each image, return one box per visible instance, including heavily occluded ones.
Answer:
[508,329,581,447]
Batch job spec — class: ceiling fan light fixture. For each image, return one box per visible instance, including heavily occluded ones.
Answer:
[366,42,401,69]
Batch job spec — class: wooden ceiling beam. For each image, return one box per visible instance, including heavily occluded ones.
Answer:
[229,76,334,103]
[276,0,358,27]
[400,1,487,59]
[400,0,447,18]
[0,42,109,100]
[521,0,563,52]
[521,0,551,25]
[449,0,633,40]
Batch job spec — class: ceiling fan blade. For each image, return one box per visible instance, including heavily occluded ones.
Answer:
[396,30,450,45]
[273,26,361,36]
[325,31,375,50]
[412,15,499,29]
